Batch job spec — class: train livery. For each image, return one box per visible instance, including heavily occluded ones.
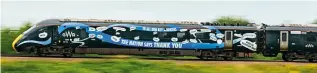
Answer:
[12,19,317,62]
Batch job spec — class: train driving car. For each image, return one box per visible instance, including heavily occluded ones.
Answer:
[264,24,317,62]
[12,18,261,60]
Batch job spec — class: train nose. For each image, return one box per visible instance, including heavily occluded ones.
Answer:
[12,34,24,52]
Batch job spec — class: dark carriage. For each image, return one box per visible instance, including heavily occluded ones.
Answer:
[264,24,317,62]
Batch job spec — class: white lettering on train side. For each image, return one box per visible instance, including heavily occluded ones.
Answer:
[172,43,182,48]
[120,39,183,48]
[129,41,144,46]
[144,42,153,47]
[154,43,170,48]
[121,39,129,45]
[142,27,177,31]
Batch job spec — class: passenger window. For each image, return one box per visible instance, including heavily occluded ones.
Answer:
[306,36,316,42]
[189,33,205,39]
[158,32,168,38]
[290,35,300,42]
[196,33,204,39]
[226,32,232,40]
[80,29,88,38]
[139,32,153,39]
[282,33,287,41]
[121,31,139,38]
[158,32,176,38]
[177,32,186,38]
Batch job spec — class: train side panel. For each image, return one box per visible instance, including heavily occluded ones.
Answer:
[56,23,260,57]
[232,30,258,52]
[263,30,280,56]
[289,31,317,52]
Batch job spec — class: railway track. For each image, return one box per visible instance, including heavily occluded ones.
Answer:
[1,55,316,64]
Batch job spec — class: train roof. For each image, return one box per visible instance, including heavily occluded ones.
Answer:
[36,19,61,25]
[36,19,259,30]
[36,18,200,26]
[36,19,317,31]
[58,18,200,25]
[265,24,317,31]
[266,27,317,31]
[38,18,256,25]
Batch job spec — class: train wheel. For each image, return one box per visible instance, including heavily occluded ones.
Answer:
[196,56,208,60]
[282,52,294,62]
[223,52,234,61]
[308,59,315,62]
[37,53,46,57]
[63,53,72,58]
[223,57,233,61]
[307,53,317,62]
[35,48,46,57]
[62,48,73,58]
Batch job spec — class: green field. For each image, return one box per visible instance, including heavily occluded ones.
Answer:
[1,56,317,73]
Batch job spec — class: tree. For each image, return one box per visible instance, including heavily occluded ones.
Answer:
[1,22,33,54]
[212,16,250,26]
[1,28,11,34]
[312,19,317,24]
[1,27,15,54]
[17,22,32,34]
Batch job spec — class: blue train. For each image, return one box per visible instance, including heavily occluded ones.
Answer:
[12,19,317,62]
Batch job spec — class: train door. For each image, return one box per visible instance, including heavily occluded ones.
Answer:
[280,31,289,51]
[51,26,59,45]
[224,31,233,50]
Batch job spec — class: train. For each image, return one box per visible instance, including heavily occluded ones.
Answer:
[12,18,317,62]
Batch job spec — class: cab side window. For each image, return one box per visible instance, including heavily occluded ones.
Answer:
[36,27,48,41]
[38,28,46,32]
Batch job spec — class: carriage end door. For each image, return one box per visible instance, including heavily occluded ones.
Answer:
[224,31,233,50]
[280,31,289,51]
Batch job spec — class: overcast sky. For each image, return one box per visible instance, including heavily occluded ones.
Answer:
[2,1,317,27]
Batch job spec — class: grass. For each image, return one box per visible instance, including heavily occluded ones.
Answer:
[251,53,283,60]
[2,57,317,73]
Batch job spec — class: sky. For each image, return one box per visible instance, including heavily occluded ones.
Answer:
[1,1,317,27]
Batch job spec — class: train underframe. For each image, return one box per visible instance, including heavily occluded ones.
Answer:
[26,46,74,57]
[25,45,255,61]
[281,51,317,62]
[23,45,317,62]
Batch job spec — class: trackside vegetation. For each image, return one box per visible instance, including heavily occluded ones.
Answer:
[1,22,32,54]
[2,57,317,73]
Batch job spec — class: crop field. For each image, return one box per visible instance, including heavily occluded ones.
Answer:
[1,55,317,73]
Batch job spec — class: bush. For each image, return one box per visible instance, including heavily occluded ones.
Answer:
[212,16,250,26]
[1,22,32,54]
[1,28,18,54]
